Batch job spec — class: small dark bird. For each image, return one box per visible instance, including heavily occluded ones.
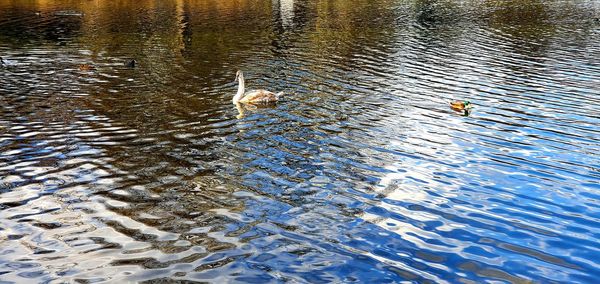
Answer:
[125,59,137,68]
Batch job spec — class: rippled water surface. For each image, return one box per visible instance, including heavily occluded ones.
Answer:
[1,0,599,282]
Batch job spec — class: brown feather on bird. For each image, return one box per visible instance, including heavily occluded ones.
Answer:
[450,100,473,111]
[239,90,278,104]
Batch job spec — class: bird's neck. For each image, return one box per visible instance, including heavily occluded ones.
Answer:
[233,75,245,104]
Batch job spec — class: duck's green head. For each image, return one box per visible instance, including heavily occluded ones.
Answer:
[464,101,473,108]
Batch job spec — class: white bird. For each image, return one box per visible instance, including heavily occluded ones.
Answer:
[232,70,283,105]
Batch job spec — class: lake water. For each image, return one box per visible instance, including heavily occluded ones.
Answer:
[1,0,599,283]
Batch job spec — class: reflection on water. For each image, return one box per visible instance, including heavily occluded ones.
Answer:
[1,0,600,282]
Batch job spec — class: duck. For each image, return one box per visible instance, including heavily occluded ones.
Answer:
[232,70,283,105]
[450,100,473,111]
[125,59,137,68]
[78,64,95,71]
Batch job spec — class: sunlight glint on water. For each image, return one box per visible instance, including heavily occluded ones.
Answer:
[0,0,599,282]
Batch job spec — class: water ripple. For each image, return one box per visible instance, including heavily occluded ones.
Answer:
[1,0,600,283]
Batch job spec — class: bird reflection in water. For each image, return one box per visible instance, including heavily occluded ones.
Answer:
[234,102,279,119]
